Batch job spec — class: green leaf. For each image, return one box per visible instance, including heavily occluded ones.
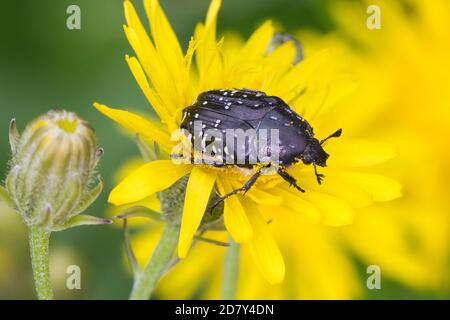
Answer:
[9,118,20,155]
[74,176,104,215]
[53,214,112,231]
[93,148,104,168]
[114,205,163,221]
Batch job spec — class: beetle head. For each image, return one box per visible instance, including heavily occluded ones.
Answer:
[302,128,342,167]
[304,128,341,185]
[303,139,329,167]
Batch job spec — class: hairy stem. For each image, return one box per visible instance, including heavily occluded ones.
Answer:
[28,226,53,300]
[221,239,240,299]
[129,223,179,300]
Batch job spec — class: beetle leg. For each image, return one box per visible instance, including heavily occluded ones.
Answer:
[313,163,325,185]
[277,168,305,193]
[210,167,265,210]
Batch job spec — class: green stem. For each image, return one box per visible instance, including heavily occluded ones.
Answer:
[221,239,240,300]
[28,226,53,300]
[129,223,179,300]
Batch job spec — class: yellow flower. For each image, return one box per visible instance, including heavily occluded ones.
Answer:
[95,0,400,284]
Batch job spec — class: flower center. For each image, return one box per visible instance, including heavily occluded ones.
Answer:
[57,118,78,133]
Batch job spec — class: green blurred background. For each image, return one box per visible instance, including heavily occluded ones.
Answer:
[0,0,444,299]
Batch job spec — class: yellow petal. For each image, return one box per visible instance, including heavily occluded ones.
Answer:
[144,0,184,70]
[144,0,185,111]
[225,21,274,89]
[109,160,191,206]
[180,37,198,108]
[326,139,397,167]
[300,190,355,226]
[178,167,217,258]
[239,21,274,62]
[272,186,321,223]
[333,171,402,202]
[124,0,151,49]
[205,0,221,28]
[125,55,171,124]
[244,187,283,206]
[261,40,298,91]
[269,49,329,101]
[122,4,177,114]
[243,199,285,284]
[93,102,172,150]
[292,168,374,208]
[217,179,253,243]
[196,0,223,90]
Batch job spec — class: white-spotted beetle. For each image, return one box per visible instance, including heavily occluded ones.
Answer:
[179,88,342,205]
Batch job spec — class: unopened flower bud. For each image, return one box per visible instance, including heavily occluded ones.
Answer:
[6,110,107,230]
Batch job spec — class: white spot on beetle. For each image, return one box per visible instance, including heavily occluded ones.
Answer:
[194,113,199,119]
[203,101,208,105]
[270,116,278,120]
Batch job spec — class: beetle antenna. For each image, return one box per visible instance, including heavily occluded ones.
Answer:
[313,163,325,185]
[320,128,342,145]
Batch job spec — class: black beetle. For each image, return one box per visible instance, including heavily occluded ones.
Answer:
[178,88,342,204]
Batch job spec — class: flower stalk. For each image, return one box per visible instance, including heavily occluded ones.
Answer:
[28,226,53,300]
[130,223,179,300]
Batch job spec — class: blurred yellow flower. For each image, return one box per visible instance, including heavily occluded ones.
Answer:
[321,0,450,293]
[96,0,400,285]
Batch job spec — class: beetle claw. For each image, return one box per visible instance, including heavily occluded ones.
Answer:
[316,173,325,185]
[313,163,326,185]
